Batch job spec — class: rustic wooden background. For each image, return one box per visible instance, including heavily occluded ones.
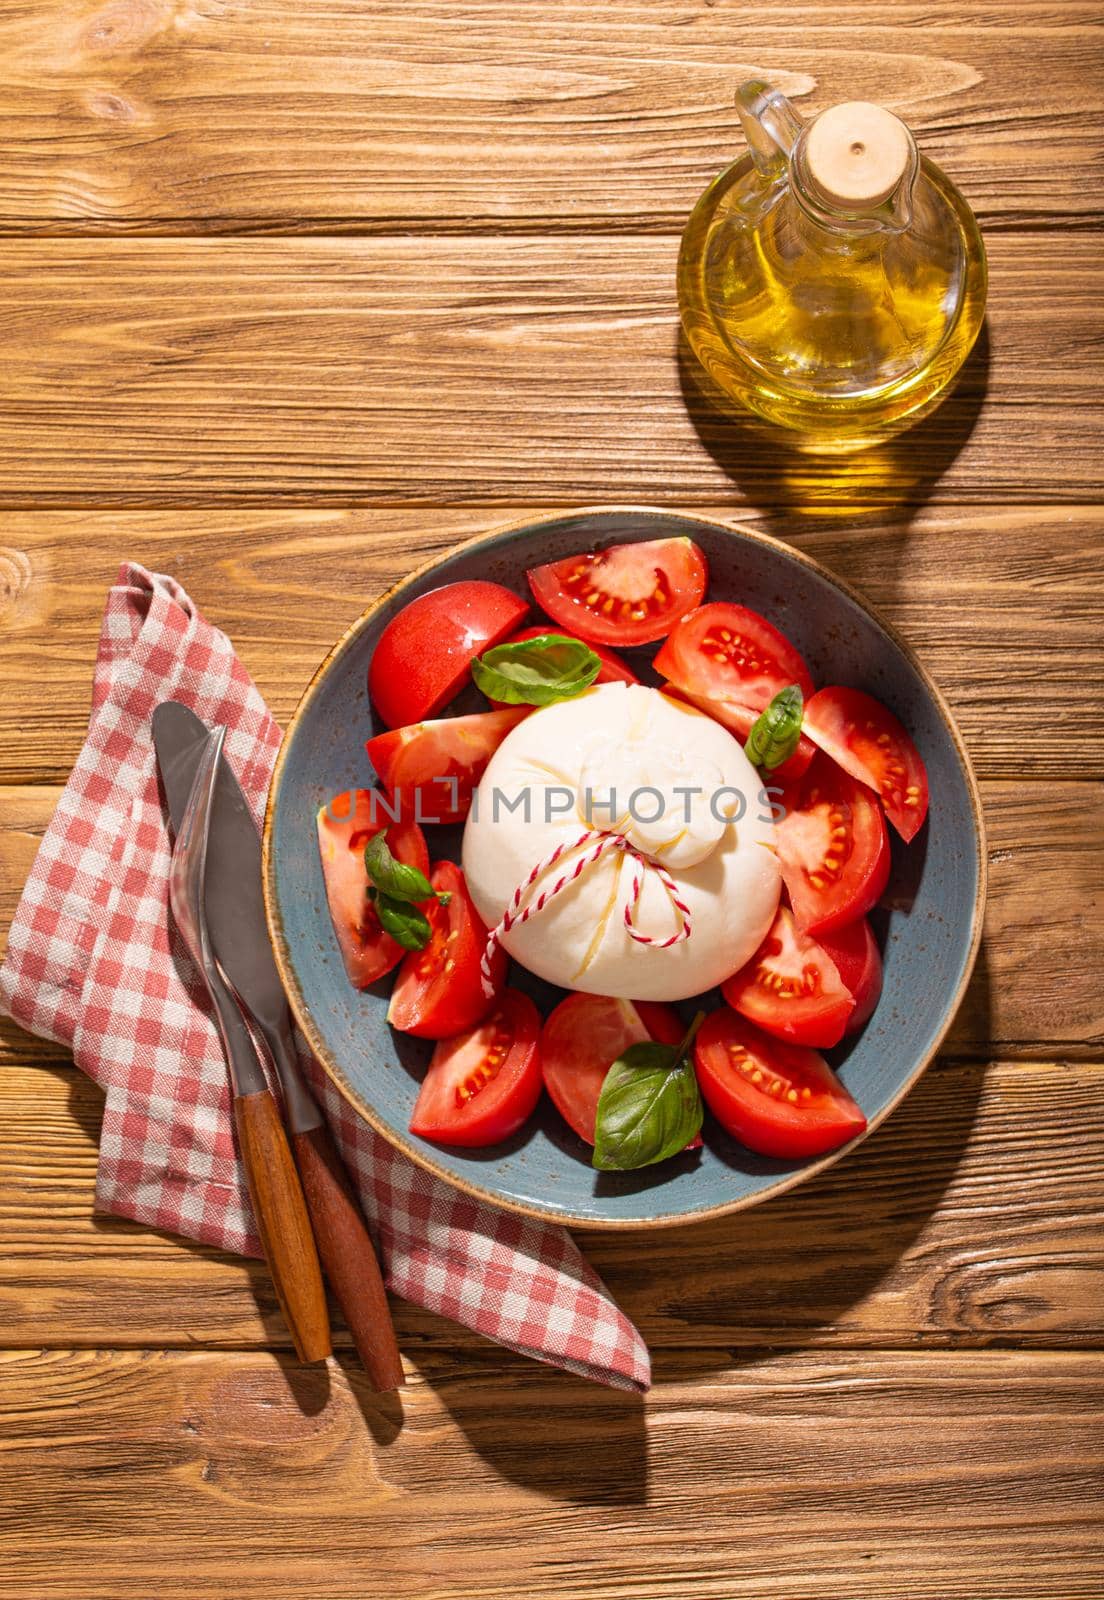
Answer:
[2,4,1103,1597]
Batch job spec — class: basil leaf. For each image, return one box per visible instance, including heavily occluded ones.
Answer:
[744,685,804,771]
[374,891,432,951]
[592,1014,705,1172]
[471,633,601,706]
[364,830,435,905]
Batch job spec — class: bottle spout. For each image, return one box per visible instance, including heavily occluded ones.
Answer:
[735,80,806,178]
[880,164,917,233]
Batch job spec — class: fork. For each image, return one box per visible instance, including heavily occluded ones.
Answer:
[167,725,331,1363]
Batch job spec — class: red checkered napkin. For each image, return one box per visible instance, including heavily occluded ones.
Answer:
[0,565,649,1392]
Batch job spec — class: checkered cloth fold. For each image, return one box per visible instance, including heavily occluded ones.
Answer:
[0,565,650,1392]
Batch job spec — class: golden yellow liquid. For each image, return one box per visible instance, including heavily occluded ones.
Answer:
[678,154,987,453]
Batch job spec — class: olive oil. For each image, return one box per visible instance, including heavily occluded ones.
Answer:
[678,83,987,453]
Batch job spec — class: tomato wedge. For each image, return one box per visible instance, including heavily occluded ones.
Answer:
[654,601,813,713]
[528,538,708,648]
[388,861,506,1040]
[540,993,687,1145]
[409,988,542,1147]
[368,581,528,730]
[666,685,816,784]
[721,905,855,1049]
[695,1009,867,1159]
[775,755,890,935]
[316,790,430,988]
[802,686,930,842]
[366,707,529,825]
[819,917,883,1033]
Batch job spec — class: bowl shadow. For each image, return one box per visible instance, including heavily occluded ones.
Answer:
[584,945,994,1384]
[411,1348,649,1505]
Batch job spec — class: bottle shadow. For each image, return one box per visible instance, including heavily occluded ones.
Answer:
[677,320,991,532]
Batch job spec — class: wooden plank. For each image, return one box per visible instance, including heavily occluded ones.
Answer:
[0,1346,1100,1600]
[953,781,1104,1053]
[0,2,1100,233]
[0,235,1099,508]
[1,505,1102,783]
[0,1058,1100,1351]
[5,776,1101,1052]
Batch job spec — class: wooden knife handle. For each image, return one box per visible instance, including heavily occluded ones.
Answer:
[234,1090,332,1363]
[291,1124,405,1391]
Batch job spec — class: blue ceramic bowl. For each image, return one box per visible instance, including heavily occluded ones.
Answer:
[263,509,985,1227]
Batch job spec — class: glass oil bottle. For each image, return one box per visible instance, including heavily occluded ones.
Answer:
[678,82,987,453]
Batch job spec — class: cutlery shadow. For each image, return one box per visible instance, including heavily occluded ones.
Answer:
[332,1353,406,1443]
[266,1353,332,1416]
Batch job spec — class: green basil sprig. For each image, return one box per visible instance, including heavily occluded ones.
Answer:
[371,891,432,951]
[471,633,601,706]
[592,1012,705,1172]
[363,831,448,952]
[744,685,804,772]
[364,830,436,904]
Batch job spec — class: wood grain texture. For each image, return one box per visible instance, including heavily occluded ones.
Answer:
[1,505,1102,783]
[0,2,1100,234]
[5,776,1101,1053]
[0,3,1100,1585]
[0,1058,1100,1352]
[0,235,1099,508]
[0,1346,1102,1600]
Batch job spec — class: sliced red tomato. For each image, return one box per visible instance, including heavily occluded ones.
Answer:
[368,581,528,729]
[721,905,854,1049]
[819,917,883,1034]
[316,790,430,988]
[540,993,688,1145]
[775,755,890,935]
[409,989,542,1147]
[654,601,813,714]
[366,707,529,825]
[528,537,708,648]
[388,861,506,1040]
[665,685,816,783]
[694,1009,867,1159]
[802,686,930,842]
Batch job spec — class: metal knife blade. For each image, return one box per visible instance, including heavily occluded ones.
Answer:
[152,700,289,1033]
[153,703,405,1389]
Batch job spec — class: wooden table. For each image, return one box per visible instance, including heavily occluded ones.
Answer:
[1,6,1102,1597]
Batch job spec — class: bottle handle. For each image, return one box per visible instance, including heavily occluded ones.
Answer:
[735,81,806,178]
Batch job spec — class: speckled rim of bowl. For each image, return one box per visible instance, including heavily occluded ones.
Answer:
[262,506,987,1230]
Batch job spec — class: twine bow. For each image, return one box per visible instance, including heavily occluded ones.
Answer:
[480,829,693,994]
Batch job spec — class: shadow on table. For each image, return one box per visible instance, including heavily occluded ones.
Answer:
[59,947,989,1484]
[413,1356,648,1506]
[676,319,990,532]
[622,944,992,1385]
[355,950,991,1498]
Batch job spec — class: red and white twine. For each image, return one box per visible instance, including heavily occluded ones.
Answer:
[480,829,693,993]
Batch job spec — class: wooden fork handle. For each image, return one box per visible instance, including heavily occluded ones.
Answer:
[234,1090,332,1363]
[291,1124,405,1391]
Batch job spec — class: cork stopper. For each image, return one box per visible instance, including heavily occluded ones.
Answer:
[804,101,912,209]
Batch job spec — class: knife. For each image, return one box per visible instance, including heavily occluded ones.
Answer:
[164,725,331,1364]
[152,701,404,1390]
